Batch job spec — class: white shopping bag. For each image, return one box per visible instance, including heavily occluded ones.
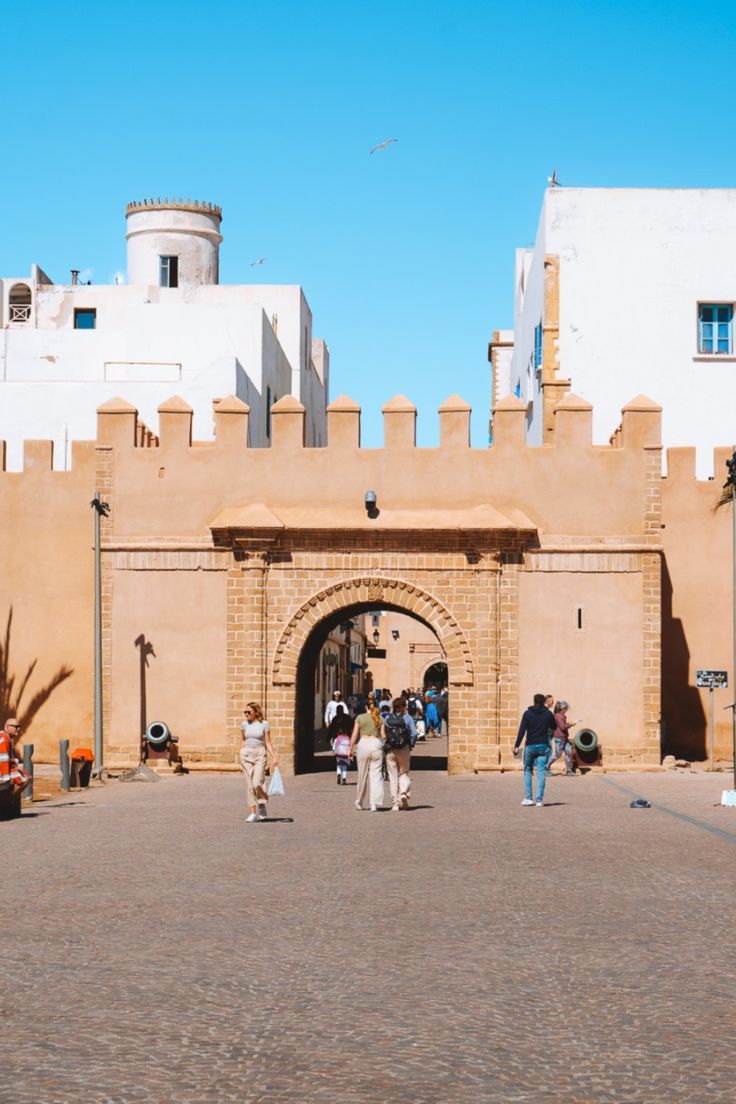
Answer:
[268,766,285,797]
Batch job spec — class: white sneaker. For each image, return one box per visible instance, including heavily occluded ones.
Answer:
[246,812,258,822]
[355,800,363,810]
[369,804,378,812]
[258,803,268,820]
[391,804,401,812]
[535,800,544,807]
[521,798,534,806]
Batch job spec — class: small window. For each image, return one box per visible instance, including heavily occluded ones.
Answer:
[533,321,543,368]
[159,255,179,288]
[698,303,733,354]
[74,308,97,330]
[266,386,274,438]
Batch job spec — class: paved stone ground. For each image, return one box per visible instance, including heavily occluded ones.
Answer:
[4,768,736,1103]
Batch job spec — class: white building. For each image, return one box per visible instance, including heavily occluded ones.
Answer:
[0,198,329,468]
[492,187,736,475]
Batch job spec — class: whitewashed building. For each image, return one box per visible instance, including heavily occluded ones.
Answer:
[491,187,736,475]
[0,198,329,468]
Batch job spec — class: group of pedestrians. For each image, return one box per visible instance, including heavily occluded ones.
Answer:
[371,685,447,739]
[514,693,579,806]
[348,692,417,811]
[238,688,577,820]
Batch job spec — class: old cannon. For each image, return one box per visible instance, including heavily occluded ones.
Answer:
[141,720,181,769]
[572,727,602,770]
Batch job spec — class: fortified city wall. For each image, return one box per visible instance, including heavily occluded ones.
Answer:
[0,392,732,771]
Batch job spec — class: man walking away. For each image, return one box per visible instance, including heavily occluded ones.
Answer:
[514,693,556,807]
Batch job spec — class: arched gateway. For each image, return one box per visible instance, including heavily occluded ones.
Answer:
[269,577,473,772]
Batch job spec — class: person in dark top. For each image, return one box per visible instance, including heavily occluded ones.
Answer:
[513,693,556,807]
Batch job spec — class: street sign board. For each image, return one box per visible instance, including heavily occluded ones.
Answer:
[696,670,729,689]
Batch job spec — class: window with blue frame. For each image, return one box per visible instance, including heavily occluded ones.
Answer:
[698,303,733,354]
[74,308,96,329]
[533,321,543,368]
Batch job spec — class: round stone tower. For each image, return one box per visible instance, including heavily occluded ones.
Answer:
[125,198,223,288]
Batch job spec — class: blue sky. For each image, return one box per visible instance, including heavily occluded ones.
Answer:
[2,0,735,444]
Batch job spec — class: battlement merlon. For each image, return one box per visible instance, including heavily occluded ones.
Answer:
[125,197,222,220]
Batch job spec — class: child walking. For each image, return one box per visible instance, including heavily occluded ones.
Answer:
[331,709,353,785]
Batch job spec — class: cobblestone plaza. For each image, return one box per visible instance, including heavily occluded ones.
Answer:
[5,769,736,1103]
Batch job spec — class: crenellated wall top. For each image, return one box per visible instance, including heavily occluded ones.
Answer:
[126,197,222,220]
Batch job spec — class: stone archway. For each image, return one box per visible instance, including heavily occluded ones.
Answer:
[268,576,474,774]
[272,576,473,688]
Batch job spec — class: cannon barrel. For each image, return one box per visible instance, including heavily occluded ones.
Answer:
[145,721,171,747]
[573,728,598,753]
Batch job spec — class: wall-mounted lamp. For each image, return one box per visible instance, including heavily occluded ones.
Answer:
[365,490,377,516]
[372,628,380,646]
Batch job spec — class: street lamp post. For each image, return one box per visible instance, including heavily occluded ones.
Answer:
[90,492,110,778]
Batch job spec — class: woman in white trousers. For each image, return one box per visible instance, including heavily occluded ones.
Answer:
[350,703,383,812]
[239,701,279,822]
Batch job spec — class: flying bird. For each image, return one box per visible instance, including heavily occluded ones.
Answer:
[250,257,267,266]
[370,138,398,154]
[548,169,561,187]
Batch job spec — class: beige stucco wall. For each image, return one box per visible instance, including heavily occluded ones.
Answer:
[661,447,734,760]
[0,441,96,760]
[519,571,644,759]
[109,569,227,755]
[366,611,445,693]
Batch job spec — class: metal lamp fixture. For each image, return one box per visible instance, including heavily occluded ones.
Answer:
[364,490,377,514]
[372,628,380,646]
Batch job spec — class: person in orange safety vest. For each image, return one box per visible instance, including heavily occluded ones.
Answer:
[0,719,31,795]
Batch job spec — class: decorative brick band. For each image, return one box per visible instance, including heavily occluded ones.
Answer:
[272,576,474,686]
[110,550,228,571]
[527,551,643,572]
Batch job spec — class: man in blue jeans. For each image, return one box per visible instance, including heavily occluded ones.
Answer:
[514,693,556,807]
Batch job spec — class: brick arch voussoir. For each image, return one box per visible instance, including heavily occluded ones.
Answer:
[271,577,474,686]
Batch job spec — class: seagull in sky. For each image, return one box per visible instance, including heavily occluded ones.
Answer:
[370,138,398,154]
[250,257,267,266]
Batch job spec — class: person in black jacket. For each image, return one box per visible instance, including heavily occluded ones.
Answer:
[513,693,556,807]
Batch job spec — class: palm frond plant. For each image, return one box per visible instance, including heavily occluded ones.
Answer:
[0,608,73,731]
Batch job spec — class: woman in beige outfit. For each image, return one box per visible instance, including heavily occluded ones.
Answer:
[349,703,383,812]
[239,701,279,822]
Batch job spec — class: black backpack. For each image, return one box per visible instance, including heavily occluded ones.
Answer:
[383,713,411,750]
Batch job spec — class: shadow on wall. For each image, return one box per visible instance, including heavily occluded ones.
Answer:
[134,633,156,741]
[0,607,74,732]
[660,560,706,759]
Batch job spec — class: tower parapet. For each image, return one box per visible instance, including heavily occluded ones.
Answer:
[125,197,223,288]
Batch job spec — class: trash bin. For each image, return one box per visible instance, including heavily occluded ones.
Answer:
[70,747,94,788]
[0,785,22,820]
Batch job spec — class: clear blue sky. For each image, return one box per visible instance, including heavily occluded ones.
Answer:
[2,0,735,445]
